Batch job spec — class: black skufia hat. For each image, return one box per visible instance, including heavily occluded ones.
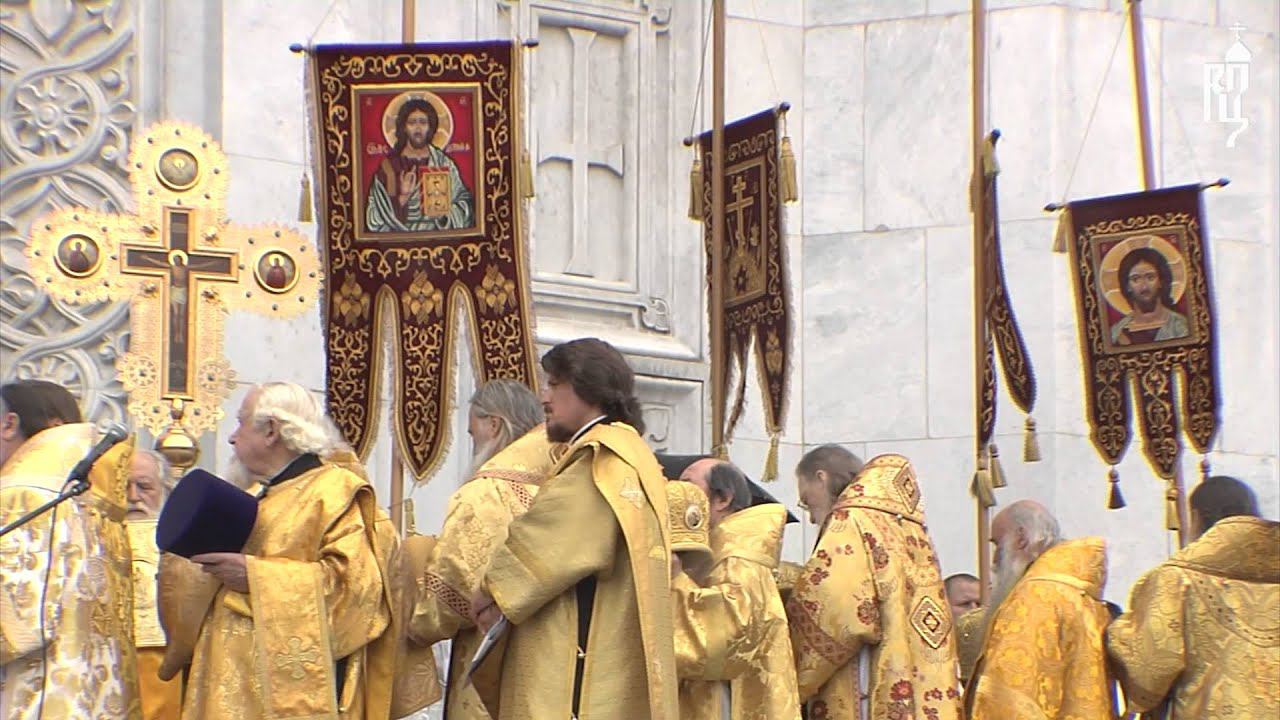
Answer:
[655,453,798,524]
[157,468,258,558]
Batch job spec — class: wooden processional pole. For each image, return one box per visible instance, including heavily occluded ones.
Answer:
[970,0,993,606]
[388,0,417,534]
[1126,0,1191,548]
[709,0,728,454]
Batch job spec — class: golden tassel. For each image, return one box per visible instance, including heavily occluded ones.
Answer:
[779,136,798,203]
[971,455,995,507]
[404,497,418,536]
[1023,416,1042,462]
[519,148,535,199]
[1052,208,1070,253]
[1106,468,1125,509]
[688,157,704,220]
[988,444,1007,489]
[761,432,780,482]
[1165,486,1181,530]
[297,172,314,222]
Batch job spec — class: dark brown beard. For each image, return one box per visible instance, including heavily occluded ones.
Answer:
[545,420,575,443]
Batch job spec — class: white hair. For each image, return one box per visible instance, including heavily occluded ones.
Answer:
[250,382,351,456]
[134,448,173,491]
[1004,501,1062,558]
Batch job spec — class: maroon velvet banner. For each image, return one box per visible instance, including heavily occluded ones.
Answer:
[310,41,537,479]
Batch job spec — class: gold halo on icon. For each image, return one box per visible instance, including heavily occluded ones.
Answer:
[381,91,454,150]
[1099,234,1188,316]
[53,234,102,278]
[155,148,200,191]
[253,250,298,294]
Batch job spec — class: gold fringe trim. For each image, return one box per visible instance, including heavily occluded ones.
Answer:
[988,444,1007,489]
[1023,416,1041,462]
[298,172,314,223]
[1165,486,1181,530]
[1106,468,1125,510]
[761,432,780,482]
[519,148,535,199]
[688,156,704,220]
[1052,208,1071,253]
[779,136,798,203]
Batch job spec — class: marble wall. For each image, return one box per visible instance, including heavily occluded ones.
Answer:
[152,0,1275,613]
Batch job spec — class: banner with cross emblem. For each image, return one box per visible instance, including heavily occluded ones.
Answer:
[26,122,322,436]
[696,108,793,467]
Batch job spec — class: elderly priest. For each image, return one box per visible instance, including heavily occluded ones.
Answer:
[156,381,399,719]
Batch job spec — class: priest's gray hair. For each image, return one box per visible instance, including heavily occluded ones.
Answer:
[250,382,351,456]
[1004,499,1062,558]
[470,379,543,452]
[135,448,174,492]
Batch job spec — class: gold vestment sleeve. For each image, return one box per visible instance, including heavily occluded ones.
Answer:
[671,572,759,681]
[1105,566,1187,712]
[486,451,619,624]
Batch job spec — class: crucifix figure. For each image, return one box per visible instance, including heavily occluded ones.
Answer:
[538,27,626,278]
[27,122,323,437]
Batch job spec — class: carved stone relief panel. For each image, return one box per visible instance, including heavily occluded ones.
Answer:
[511,0,702,362]
[0,0,137,425]
[635,373,703,453]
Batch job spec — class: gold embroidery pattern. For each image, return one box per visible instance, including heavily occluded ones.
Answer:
[910,595,950,650]
[274,636,321,681]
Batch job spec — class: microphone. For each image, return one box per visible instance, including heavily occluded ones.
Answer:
[66,424,130,484]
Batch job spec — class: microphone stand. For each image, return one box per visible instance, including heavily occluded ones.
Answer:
[0,474,92,538]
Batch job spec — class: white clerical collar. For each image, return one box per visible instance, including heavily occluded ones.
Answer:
[570,415,609,444]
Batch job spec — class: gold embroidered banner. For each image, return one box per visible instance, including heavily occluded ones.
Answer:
[1062,184,1220,479]
[309,42,537,479]
[976,132,1037,451]
[697,109,792,455]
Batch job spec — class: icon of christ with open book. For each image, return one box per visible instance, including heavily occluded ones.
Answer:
[365,96,474,232]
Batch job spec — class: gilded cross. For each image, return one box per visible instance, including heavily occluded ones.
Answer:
[27,122,322,437]
[726,174,755,247]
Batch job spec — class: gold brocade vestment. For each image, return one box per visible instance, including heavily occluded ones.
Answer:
[0,423,141,720]
[157,458,398,719]
[786,454,962,720]
[968,537,1117,720]
[127,518,182,720]
[407,427,560,719]
[673,504,801,720]
[1106,517,1279,719]
[479,422,679,720]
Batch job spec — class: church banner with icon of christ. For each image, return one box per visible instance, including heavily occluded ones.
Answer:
[308,41,538,480]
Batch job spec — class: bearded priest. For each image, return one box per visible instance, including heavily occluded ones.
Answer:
[156,382,398,719]
[407,379,558,719]
[470,338,678,719]
[786,447,962,720]
[967,500,1116,719]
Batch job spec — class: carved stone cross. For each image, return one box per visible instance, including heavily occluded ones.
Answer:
[538,27,626,278]
[26,122,322,437]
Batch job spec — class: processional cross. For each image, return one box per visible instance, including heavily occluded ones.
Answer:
[27,122,322,440]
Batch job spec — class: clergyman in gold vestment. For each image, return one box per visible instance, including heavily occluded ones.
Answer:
[407,379,555,719]
[787,448,963,720]
[126,449,183,720]
[0,380,141,720]
[157,382,398,719]
[968,500,1117,720]
[471,338,679,720]
[672,458,801,720]
[1107,476,1279,718]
